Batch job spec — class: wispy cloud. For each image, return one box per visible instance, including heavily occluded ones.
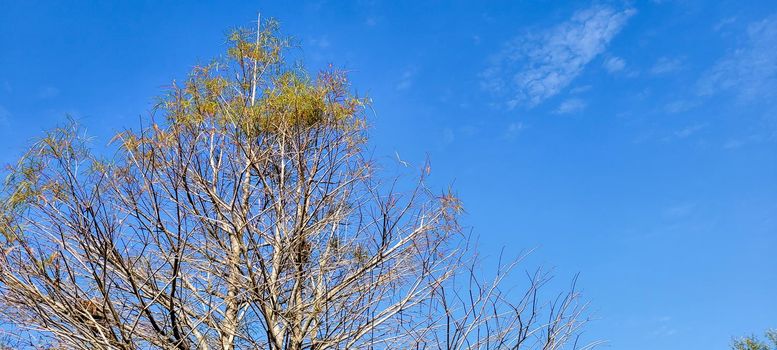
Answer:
[481,5,635,108]
[395,67,417,91]
[663,202,697,220]
[698,14,777,100]
[308,36,331,49]
[38,86,60,99]
[673,123,707,139]
[603,56,626,73]
[713,17,737,32]
[0,105,10,127]
[442,128,455,146]
[365,17,378,27]
[555,98,586,114]
[722,133,766,150]
[655,123,707,143]
[723,138,745,150]
[664,99,696,114]
[307,36,334,62]
[650,57,683,75]
[504,121,526,140]
[569,85,592,94]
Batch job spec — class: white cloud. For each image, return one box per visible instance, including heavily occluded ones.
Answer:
[555,98,586,114]
[504,121,526,139]
[713,17,737,32]
[442,128,455,145]
[38,86,60,99]
[723,139,744,149]
[308,36,331,49]
[664,99,696,114]
[569,85,592,94]
[481,5,635,108]
[698,14,777,100]
[0,105,10,127]
[603,56,626,73]
[673,123,707,138]
[650,57,683,75]
[395,67,417,91]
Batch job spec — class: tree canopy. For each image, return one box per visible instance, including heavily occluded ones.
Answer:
[732,330,777,350]
[0,17,592,350]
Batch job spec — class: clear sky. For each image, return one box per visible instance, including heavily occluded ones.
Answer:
[1,1,775,348]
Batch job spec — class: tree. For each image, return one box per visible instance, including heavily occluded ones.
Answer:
[732,330,777,350]
[0,17,594,350]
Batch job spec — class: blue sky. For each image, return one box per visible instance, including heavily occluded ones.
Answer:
[1,1,775,348]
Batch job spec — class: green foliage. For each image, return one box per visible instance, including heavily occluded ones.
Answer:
[0,211,18,244]
[154,16,368,142]
[2,123,87,209]
[352,244,369,265]
[226,19,285,66]
[732,330,777,350]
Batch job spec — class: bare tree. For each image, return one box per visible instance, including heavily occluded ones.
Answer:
[0,18,596,350]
